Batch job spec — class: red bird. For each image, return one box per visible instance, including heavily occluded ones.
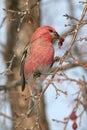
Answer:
[20,26,61,116]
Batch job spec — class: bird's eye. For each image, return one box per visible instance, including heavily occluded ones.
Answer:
[49,30,53,32]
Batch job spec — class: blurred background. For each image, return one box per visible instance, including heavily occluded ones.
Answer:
[0,0,87,130]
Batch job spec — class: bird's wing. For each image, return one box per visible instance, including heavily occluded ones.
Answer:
[20,42,29,91]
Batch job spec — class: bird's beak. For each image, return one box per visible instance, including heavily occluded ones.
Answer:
[54,32,60,39]
[54,32,65,47]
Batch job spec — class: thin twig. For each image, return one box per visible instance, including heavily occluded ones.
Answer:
[0,112,13,120]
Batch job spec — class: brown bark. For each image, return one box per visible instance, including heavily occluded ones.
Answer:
[5,0,49,130]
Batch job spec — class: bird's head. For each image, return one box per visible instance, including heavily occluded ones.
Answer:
[30,26,61,43]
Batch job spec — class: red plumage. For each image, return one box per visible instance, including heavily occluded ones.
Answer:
[20,26,60,116]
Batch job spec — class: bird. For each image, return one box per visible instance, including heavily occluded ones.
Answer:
[20,25,61,116]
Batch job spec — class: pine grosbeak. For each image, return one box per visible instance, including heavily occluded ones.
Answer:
[20,26,61,116]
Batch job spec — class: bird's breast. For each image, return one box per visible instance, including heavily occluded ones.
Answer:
[24,41,54,79]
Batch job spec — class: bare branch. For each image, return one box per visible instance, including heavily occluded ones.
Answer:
[0,112,13,120]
